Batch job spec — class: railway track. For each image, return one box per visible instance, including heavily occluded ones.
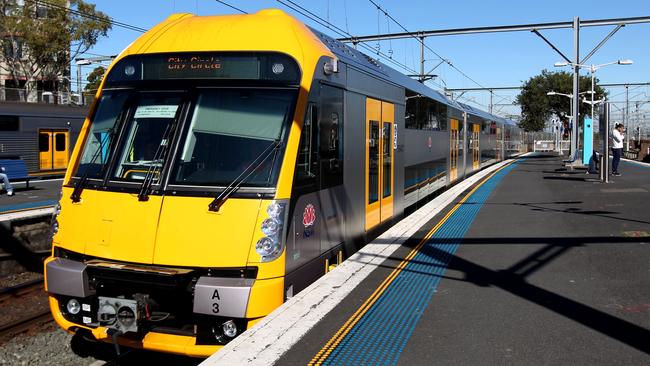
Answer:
[0,278,53,340]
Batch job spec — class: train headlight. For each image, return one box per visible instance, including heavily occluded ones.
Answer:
[50,202,61,236]
[261,218,280,236]
[66,299,81,315]
[51,218,59,235]
[222,320,238,338]
[256,200,287,262]
[256,237,278,257]
[267,202,283,217]
[271,63,285,75]
[124,65,135,76]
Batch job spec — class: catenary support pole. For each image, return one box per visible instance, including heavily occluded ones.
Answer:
[571,17,580,158]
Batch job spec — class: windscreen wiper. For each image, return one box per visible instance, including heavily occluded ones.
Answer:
[137,122,175,202]
[208,139,281,212]
[70,128,114,203]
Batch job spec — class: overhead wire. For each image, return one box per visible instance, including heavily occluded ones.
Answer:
[367,0,515,114]
[275,0,419,75]
[214,0,248,14]
[37,0,147,33]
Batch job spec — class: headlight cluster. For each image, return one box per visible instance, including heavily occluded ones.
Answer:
[50,202,61,236]
[255,200,287,262]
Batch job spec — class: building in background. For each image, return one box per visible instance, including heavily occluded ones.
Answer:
[0,0,72,104]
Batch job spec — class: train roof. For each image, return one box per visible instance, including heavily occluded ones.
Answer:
[311,28,461,109]
[0,101,88,118]
[111,9,517,128]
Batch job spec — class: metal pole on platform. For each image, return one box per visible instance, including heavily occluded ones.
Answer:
[625,85,630,150]
[420,37,425,82]
[602,103,610,183]
[571,17,580,158]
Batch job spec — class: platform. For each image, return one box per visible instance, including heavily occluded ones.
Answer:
[0,178,62,220]
[205,154,650,365]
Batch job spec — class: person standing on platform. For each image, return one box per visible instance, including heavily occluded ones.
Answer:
[611,122,625,176]
[0,165,14,196]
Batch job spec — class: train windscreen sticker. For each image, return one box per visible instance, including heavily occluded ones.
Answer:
[134,105,179,118]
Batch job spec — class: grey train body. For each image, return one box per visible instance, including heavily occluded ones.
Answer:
[283,30,523,297]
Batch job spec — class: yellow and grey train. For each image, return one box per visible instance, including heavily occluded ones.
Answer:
[0,102,87,174]
[44,9,523,357]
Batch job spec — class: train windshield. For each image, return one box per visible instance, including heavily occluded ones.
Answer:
[75,91,129,179]
[170,88,294,187]
[111,94,182,182]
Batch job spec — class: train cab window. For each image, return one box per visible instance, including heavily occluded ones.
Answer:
[112,94,181,182]
[0,115,19,131]
[75,91,129,179]
[318,85,344,189]
[171,89,294,187]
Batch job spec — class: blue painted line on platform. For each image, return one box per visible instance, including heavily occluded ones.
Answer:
[622,160,650,169]
[0,199,58,214]
[322,160,522,366]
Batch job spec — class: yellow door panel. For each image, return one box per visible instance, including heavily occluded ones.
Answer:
[55,188,163,264]
[154,196,261,267]
[39,131,52,170]
[365,98,381,230]
[53,131,69,170]
[380,102,394,222]
[450,119,459,181]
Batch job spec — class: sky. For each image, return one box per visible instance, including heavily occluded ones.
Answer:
[79,0,650,125]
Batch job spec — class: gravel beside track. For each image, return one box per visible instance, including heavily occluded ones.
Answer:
[0,327,100,366]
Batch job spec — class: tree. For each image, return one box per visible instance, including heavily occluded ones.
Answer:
[83,65,104,96]
[0,0,111,102]
[515,70,606,132]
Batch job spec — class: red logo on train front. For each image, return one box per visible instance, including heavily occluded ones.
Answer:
[303,204,316,227]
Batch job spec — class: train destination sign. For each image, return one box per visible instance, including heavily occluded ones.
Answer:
[106,52,300,84]
[148,55,261,80]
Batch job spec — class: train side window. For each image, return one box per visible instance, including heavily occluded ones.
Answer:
[318,85,343,189]
[55,133,66,151]
[0,115,19,131]
[294,103,319,189]
[39,133,49,152]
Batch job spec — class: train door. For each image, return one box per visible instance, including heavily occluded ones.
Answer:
[39,129,70,171]
[496,126,503,161]
[365,98,394,231]
[449,119,459,181]
[472,123,480,170]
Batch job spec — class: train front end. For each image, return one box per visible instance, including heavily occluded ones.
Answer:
[43,10,333,357]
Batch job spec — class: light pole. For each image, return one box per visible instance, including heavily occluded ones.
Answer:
[75,55,116,105]
[547,90,592,155]
[75,59,92,103]
[554,59,633,157]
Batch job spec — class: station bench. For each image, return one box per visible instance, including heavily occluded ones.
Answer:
[0,158,31,189]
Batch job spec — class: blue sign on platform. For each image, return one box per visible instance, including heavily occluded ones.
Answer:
[583,117,593,165]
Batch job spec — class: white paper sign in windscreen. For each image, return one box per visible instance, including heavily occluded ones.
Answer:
[134,105,179,118]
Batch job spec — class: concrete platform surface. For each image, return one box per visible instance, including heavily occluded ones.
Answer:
[205,154,650,366]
